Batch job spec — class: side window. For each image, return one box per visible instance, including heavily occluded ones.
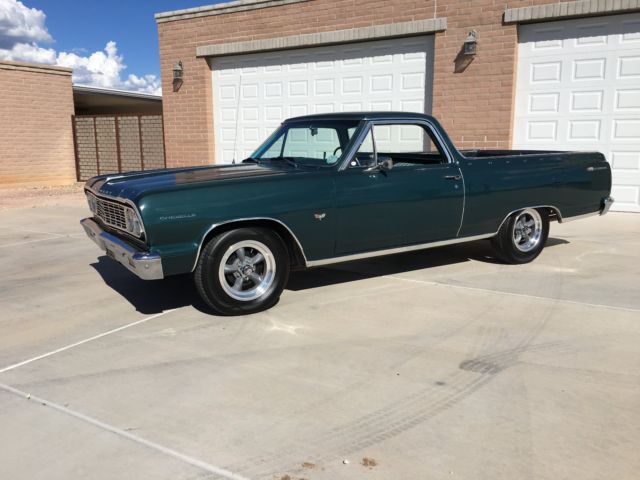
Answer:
[350,123,446,168]
[374,124,440,155]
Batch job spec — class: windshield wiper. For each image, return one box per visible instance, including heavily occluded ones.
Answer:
[241,157,260,164]
[264,156,299,168]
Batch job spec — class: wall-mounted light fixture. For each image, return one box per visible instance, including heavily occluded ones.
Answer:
[172,60,183,92]
[463,30,478,56]
[454,30,478,73]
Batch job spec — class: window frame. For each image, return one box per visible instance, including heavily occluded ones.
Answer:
[251,119,366,168]
[338,118,455,171]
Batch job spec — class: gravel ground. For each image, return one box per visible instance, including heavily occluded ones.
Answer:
[0,184,85,211]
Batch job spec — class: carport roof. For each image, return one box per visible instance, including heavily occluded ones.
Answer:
[73,85,162,115]
[73,85,161,101]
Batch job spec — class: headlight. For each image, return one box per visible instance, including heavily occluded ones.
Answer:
[125,208,143,237]
[86,193,98,214]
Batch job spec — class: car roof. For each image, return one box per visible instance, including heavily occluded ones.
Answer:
[285,111,435,122]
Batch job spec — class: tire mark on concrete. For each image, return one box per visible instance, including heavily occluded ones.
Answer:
[237,295,561,478]
[231,277,507,459]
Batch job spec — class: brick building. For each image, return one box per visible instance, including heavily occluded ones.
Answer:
[0,61,76,187]
[0,61,165,187]
[156,0,640,212]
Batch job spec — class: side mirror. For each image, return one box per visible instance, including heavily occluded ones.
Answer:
[365,155,393,172]
[379,157,394,171]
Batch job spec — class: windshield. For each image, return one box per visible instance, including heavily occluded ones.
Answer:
[249,119,363,168]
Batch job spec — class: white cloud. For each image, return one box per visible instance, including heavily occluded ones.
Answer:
[0,0,161,95]
[123,73,162,95]
[56,41,125,88]
[0,0,51,47]
[0,41,55,63]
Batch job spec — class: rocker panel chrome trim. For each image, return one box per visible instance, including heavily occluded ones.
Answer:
[306,233,495,267]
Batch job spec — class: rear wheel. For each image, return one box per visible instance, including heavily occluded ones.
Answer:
[492,208,549,264]
[194,227,290,315]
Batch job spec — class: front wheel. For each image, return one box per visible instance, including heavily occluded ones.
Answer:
[194,227,290,315]
[491,208,549,264]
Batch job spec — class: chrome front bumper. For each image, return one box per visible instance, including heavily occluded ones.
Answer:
[601,196,614,215]
[81,218,164,280]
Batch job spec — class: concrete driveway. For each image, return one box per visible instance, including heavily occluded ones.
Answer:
[1,202,639,480]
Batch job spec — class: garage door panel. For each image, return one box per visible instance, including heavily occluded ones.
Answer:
[572,57,607,81]
[520,88,639,118]
[211,36,433,164]
[611,151,640,170]
[514,13,640,212]
[618,55,640,78]
[520,13,640,54]
[570,90,603,113]
[611,185,640,211]
[615,88,640,110]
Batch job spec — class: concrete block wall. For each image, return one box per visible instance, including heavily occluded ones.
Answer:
[118,117,143,172]
[0,61,76,186]
[73,115,166,179]
[141,116,166,170]
[157,0,611,167]
[75,117,99,180]
[95,117,118,173]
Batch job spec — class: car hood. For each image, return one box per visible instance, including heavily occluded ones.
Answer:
[86,164,289,201]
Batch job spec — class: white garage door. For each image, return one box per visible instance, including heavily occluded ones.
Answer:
[210,36,434,164]
[513,13,640,212]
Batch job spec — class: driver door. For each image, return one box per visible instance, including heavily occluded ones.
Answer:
[333,121,464,255]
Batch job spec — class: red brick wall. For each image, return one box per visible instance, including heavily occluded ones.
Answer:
[0,61,76,186]
[157,0,566,167]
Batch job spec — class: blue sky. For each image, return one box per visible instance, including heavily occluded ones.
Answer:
[0,0,225,93]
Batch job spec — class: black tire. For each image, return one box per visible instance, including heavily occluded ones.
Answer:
[194,227,290,315]
[491,208,549,264]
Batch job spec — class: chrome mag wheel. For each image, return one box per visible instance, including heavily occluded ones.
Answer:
[218,240,276,301]
[512,208,543,253]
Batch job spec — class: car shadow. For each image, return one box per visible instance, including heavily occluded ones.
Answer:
[91,237,569,314]
[288,237,569,291]
[90,258,210,315]
[287,240,490,291]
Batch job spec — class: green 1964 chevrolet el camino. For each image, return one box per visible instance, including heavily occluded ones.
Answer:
[81,112,613,315]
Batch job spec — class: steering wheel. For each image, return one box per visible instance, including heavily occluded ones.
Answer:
[333,146,342,156]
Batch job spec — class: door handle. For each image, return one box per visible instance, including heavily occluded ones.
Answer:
[443,175,461,181]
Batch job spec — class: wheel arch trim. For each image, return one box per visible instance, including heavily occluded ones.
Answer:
[191,217,308,272]
[495,205,562,233]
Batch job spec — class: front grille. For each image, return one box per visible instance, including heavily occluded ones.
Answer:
[92,194,128,230]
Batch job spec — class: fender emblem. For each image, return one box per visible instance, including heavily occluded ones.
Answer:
[314,213,326,221]
[159,213,196,221]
